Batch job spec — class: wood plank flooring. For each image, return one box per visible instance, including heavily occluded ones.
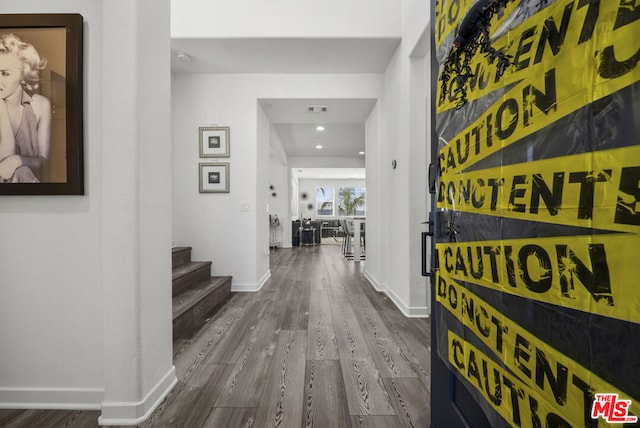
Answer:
[0,245,431,427]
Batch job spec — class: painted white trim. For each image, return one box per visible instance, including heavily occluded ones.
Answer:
[231,269,271,292]
[98,365,177,426]
[363,269,429,318]
[363,269,385,292]
[0,387,103,410]
[384,286,430,318]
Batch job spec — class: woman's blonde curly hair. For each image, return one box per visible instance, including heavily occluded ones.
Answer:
[0,33,47,92]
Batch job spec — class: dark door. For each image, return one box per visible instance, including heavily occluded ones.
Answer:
[428,3,492,425]
[429,1,640,427]
[423,0,491,428]
[428,7,493,421]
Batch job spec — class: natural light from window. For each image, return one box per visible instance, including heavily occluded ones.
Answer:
[316,187,334,216]
[316,186,366,217]
[338,187,366,217]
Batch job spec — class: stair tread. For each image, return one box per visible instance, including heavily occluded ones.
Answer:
[172,261,211,281]
[172,246,192,254]
[172,276,232,319]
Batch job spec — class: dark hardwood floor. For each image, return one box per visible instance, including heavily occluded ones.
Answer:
[0,245,431,427]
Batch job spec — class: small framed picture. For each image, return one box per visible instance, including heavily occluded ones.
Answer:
[199,126,230,157]
[199,163,229,193]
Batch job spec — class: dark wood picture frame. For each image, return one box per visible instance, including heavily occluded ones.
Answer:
[0,14,84,195]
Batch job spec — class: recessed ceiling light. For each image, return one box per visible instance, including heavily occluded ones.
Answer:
[359,151,365,155]
[316,125,325,131]
[316,145,323,149]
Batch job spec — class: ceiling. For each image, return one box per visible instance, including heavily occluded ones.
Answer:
[294,168,366,180]
[260,98,376,159]
[171,38,395,178]
[171,38,400,74]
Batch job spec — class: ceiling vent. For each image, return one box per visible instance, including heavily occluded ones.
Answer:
[307,105,328,113]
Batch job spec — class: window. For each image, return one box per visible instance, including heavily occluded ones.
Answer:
[316,187,334,216]
[338,187,366,216]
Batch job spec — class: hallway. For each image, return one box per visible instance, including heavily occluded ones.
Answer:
[0,245,431,427]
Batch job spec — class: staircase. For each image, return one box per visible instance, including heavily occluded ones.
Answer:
[171,247,232,344]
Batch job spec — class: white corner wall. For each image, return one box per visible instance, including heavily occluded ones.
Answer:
[172,75,261,290]
[256,104,271,285]
[362,0,431,317]
[171,74,383,290]
[364,101,385,290]
[269,153,291,248]
[100,0,176,424]
[0,0,176,423]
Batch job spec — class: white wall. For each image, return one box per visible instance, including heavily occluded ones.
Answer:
[172,74,382,290]
[403,0,430,55]
[256,104,271,284]
[382,43,414,312]
[408,53,430,313]
[101,0,176,424]
[405,0,432,315]
[291,168,300,220]
[362,0,431,317]
[364,102,385,290]
[0,0,176,423]
[269,153,291,248]
[171,0,401,39]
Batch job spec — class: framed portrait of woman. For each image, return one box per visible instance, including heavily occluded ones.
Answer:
[0,13,84,195]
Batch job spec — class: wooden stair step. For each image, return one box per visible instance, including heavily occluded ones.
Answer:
[172,246,192,269]
[172,261,211,297]
[172,276,232,343]
[172,276,231,319]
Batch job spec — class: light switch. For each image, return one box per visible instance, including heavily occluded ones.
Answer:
[240,202,250,212]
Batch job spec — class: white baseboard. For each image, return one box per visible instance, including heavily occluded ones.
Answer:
[363,270,430,318]
[98,365,177,426]
[0,387,103,410]
[363,270,385,292]
[384,286,430,318]
[231,269,271,292]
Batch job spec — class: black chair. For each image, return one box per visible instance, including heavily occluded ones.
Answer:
[293,220,321,246]
[292,220,301,246]
[340,219,365,259]
[321,220,341,239]
[299,224,317,246]
[340,219,354,258]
